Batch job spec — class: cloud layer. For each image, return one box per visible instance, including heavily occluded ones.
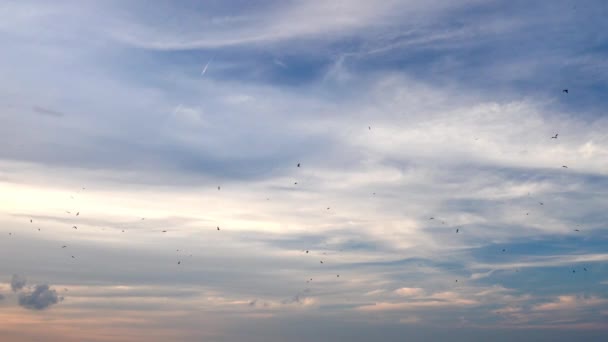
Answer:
[0,0,607,341]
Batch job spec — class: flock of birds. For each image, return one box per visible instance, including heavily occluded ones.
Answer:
[8,88,589,303]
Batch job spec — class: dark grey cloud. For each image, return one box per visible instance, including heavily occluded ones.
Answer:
[32,106,64,117]
[11,274,26,292]
[18,284,63,310]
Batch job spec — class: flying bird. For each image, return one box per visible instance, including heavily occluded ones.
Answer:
[305,250,309,253]
[178,261,181,265]
[368,126,371,130]
[72,226,77,229]
[337,275,340,277]
[320,261,324,264]
[456,228,459,233]
[429,217,434,220]
[562,165,568,168]
[551,134,558,139]
[62,245,67,248]
[162,230,167,233]
[539,202,544,205]
[294,182,298,185]
[584,268,587,271]
[76,212,79,216]
[217,226,220,231]
[218,186,221,190]
[502,249,506,252]
[297,163,300,167]
[563,89,568,93]
[574,229,580,232]
[30,219,32,223]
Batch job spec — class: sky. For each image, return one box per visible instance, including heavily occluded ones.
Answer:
[1,0,608,341]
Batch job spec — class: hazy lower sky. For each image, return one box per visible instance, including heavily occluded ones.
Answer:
[1,1,608,341]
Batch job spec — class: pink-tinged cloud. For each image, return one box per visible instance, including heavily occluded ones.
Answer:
[532,296,608,312]
[394,287,424,297]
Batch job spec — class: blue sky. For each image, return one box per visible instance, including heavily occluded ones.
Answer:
[1,1,608,341]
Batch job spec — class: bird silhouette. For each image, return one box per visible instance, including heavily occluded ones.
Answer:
[217,186,221,190]
[539,202,544,205]
[563,89,568,93]
[562,165,568,168]
[62,245,67,248]
[72,226,77,229]
[217,226,220,231]
[76,212,79,216]
[297,163,300,167]
[551,134,558,139]
[456,228,459,233]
